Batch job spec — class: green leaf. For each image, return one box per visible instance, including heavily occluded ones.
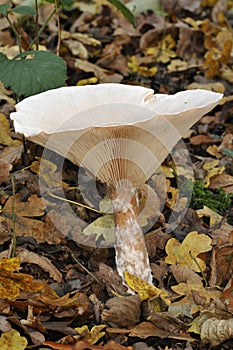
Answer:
[107,0,135,27]
[12,5,37,15]
[0,4,10,15]
[0,51,67,97]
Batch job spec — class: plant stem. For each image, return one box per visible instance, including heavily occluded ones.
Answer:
[9,175,17,258]
[55,0,61,56]
[5,15,22,53]
[35,0,39,50]
[27,8,56,51]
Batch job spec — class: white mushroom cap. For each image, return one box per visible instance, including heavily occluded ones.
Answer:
[10,84,223,187]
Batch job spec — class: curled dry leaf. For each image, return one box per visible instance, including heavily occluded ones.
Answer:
[101,294,141,327]
[200,316,233,346]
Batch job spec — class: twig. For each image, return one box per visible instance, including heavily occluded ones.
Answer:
[48,191,104,214]
[8,175,17,258]
[35,0,39,50]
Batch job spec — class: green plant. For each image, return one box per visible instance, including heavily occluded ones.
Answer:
[190,180,232,216]
[0,0,135,99]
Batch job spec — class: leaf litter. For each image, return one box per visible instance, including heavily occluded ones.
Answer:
[0,0,233,349]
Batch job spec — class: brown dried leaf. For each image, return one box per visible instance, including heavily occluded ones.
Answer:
[222,277,233,312]
[170,265,203,285]
[3,193,45,218]
[0,163,12,184]
[96,263,127,296]
[129,321,193,341]
[101,294,141,327]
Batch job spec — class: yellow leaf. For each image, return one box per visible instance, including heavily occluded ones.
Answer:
[124,271,170,304]
[165,231,212,272]
[0,113,21,147]
[77,77,98,86]
[203,159,225,187]
[196,206,223,226]
[0,329,27,350]
[0,257,42,299]
[74,324,106,344]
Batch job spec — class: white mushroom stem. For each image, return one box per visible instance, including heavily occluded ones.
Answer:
[109,184,152,285]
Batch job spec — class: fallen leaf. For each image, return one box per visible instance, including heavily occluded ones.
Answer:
[0,329,27,350]
[200,313,233,346]
[0,162,12,184]
[0,113,21,147]
[172,282,222,310]
[74,325,106,344]
[129,321,193,341]
[222,277,233,312]
[0,257,42,299]
[165,231,212,272]
[101,294,141,327]
[3,193,45,217]
[124,271,170,304]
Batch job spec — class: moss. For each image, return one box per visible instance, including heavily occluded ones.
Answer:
[190,180,232,216]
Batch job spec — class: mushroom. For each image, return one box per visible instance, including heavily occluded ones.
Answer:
[10,84,222,285]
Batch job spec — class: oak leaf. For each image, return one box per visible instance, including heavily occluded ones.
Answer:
[165,231,212,272]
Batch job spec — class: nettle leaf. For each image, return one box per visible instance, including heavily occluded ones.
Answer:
[0,4,10,15]
[107,0,135,27]
[0,51,67,97]
[12,5,37,16]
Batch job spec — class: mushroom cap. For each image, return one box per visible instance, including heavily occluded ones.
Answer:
[10,83,223,187]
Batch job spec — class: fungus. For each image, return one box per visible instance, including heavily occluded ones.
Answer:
[10,83,222,285]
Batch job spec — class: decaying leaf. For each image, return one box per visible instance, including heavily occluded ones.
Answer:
[165,231,212,272]
[200,313,233,346]
[0,329,27,350]
[124,271,170,304]
[101,294,141,327]
[74,325,106,344]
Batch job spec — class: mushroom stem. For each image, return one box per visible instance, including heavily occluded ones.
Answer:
[109,184,153,286]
